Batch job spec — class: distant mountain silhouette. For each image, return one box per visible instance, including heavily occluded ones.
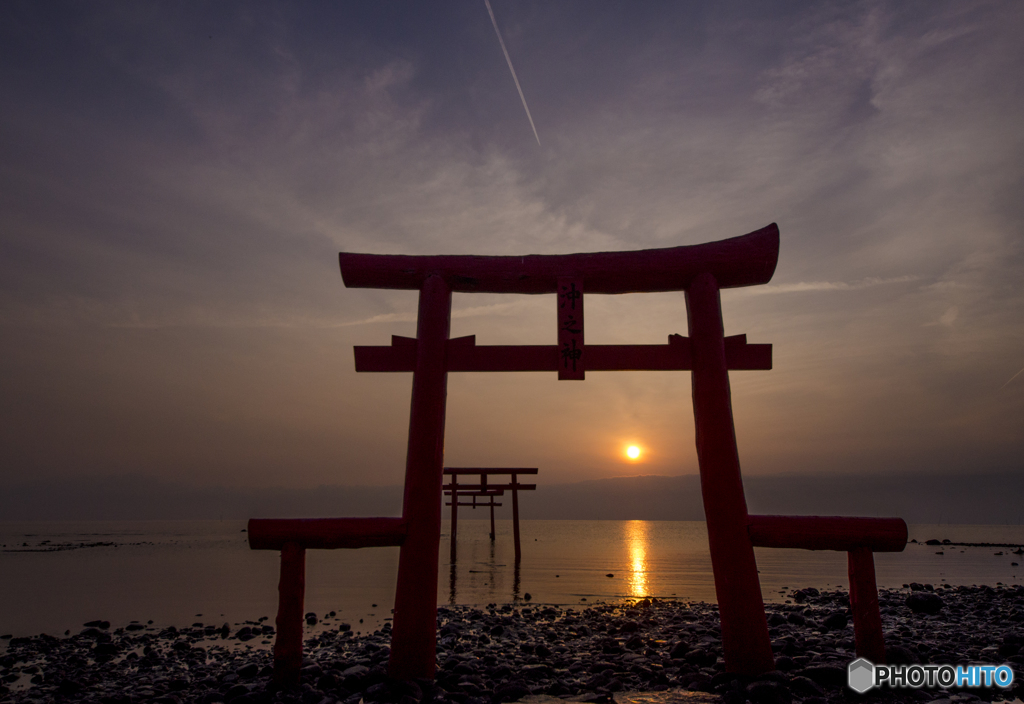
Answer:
[2,471,1022,524]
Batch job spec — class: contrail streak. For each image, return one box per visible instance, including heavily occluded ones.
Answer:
[484,0,541,146]
[1000,366,1024,389]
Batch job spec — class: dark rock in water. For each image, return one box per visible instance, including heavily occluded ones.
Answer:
[710,671,742,689]
[305,611,318,625]
[548,681,571,696]
[998,640,1021,657]
[685,647,718,667]
[788,676,825,698]
[236,662,259,679]
[57,679,84,696]
[93,642,118,657]
[773,655,798,671]
[318,672,339,690]
[925,539,942,546]
[223,682,251,701]
[755,671,790,685]
[624,634,644,650]
[521,663,553,680]
[82,620,110,629]
[151,696,182,704]
[821,612,848,630]
[799,665,845,687]
[579,694,616,704]
[791,587,819,603]
[906,591,943,615]
[342,663,370,679]
[746,680,792,704]
[885,645,920,664]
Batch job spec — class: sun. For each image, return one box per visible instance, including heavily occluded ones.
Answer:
[626,445,641,460]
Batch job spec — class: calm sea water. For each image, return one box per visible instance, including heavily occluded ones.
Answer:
[1,520,1022,647]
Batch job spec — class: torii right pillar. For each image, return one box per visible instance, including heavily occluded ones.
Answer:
[687,272,775,674]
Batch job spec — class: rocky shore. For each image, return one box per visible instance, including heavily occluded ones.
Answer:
[2,585,1023,704]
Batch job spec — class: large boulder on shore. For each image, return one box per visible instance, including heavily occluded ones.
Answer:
[906,591,943,615]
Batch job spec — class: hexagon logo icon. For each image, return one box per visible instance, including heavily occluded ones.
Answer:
[848,658,875,693]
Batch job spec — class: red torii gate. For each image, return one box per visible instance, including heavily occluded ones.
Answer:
[444,467,537,562]
[447,490,502,541]
[250,223,906,683]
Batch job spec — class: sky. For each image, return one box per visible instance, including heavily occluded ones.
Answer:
[1,1,1022,509]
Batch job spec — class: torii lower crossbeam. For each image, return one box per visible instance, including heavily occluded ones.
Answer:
[355,334,770,373]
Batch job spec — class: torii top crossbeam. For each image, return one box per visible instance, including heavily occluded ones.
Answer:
[339,223,779,294]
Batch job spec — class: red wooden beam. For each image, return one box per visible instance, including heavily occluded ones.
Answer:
[273,542,305,686]
[747,515,907,553]
[389,275,451,681]
[511,476,522,562]
[449,472,459,563]
[444,468,538,475]
[248,518,407,551]
[849,547,887,663]
[442,483,536,492]
[686,272,775,675]
[340,223,779,293]
[355,335,771,373]
[444,489,506,496]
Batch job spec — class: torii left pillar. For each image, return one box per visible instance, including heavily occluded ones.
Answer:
[389,275,451,681]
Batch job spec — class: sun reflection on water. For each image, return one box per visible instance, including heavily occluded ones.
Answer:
[625,520,649,597]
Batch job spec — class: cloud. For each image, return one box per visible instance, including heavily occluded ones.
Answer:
[2,2,1023,496]
[742,276,919,295]
[336,299,537,328]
